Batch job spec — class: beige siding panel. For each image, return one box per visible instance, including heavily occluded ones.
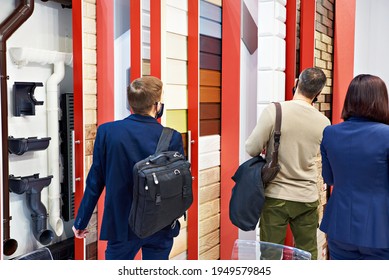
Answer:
[142,60,150,76]
[199,199,220,220]
[199,150,220,170]
[166,32,187,60]
[164,84,187,109]
[166,5,188,36]
[170,251,187,260]
[170,228,187,258]
[199,244,220,260]
[199,229,220,254]
[199,166,220,186]
[199,135,220,154]
[166,109,187,133]
[167,0,188,11]
[199,182,220,204]
[204,0,222,7]
[166,59,187,85]
[199,214,220,237]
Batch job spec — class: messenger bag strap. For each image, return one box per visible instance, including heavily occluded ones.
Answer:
[272,102,282,164]
[155,127,174,153]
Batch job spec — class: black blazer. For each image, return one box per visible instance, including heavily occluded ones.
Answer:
[74,114,184,241]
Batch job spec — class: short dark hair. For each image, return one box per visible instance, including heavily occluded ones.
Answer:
[341,74,389,124]
[297,67,327,99]
[127,76,163,115]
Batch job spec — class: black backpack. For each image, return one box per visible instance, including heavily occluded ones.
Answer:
[129,127,193,238]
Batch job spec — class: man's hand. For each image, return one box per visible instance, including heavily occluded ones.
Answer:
[72,226,89,239]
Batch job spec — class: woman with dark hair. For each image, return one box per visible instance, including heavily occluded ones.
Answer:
[320,74,389,260]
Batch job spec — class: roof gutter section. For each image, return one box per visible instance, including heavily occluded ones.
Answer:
[0,0,34,257]
[9,47,73,237]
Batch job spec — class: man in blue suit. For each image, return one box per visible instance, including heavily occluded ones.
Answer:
[72,76,184,260]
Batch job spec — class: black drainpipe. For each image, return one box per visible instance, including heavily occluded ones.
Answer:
[0,0,35,256]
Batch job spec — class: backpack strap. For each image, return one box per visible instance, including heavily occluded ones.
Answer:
[155,127,174,153]
[272,102,282,164]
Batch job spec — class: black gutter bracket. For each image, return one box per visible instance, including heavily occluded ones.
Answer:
[13,82,44,116]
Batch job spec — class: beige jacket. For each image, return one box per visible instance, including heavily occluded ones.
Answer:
[245,100,330,203]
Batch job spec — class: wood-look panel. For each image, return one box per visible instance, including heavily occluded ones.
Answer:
[200,86,220,103]
[199,214,220,237]
[199,199,220,221]
[204,0,222,7]
[166,109,187,133]
[181,132,187,157]
[199,150,220,170]
[200,17,221,39]
[200,52,221,71]
[200,0,222,22]
[200,35,222,55]
[199,244,220,260]
[199,166,220,186]
[200,69,221,87]
[166,32,187,60]
[200,103,221,120]
[165,84,187,109]
[200,119,220,136]
[199,229,220,254]
[199,182,220,204]
[166,5,188,36]
[166,59,187,85]
[199,134,220,154]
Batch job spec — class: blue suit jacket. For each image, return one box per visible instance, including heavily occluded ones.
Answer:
[74,114,184,241]
[320,117,389,248]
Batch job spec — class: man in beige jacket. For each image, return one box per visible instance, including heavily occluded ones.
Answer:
[245,68,330,259]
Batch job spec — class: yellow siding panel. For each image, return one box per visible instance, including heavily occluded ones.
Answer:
[166,109,187,133]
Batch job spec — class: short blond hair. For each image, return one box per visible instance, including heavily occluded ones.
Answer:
[127,76,163,115]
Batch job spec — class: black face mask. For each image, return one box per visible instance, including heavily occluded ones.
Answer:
[155,103,164,119]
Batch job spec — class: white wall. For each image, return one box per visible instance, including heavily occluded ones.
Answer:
[114,0,131,120]
[354,0,389,85]
[2,1,73,259]
[239,0,259,242]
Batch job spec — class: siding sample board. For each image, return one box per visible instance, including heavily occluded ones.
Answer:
[199,134,220,153]
[200,119,220,136]
[166,109,187,133]
[200,69,221,87]
[199,182,220,204]
[200,0,222,23]
[199,150,220,170]
[204,0,222,7]
[200,86,221,103]
[200,17,221,39]
[200,52,221,71]
[199,214,220,237]
[166,59,187,85]
[200,35,222,55]
[199,166,220,186]
[200,103,221,120]
[165,84,187,109]
[166,5,188,36]
[199,229,220,254]
[166,32,187,60]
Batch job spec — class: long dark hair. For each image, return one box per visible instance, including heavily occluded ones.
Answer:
[341,74,389,125]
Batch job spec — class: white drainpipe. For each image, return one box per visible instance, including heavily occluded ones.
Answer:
[9,47,73,236]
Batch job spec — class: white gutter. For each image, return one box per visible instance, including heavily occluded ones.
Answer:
[9,47,73,237]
